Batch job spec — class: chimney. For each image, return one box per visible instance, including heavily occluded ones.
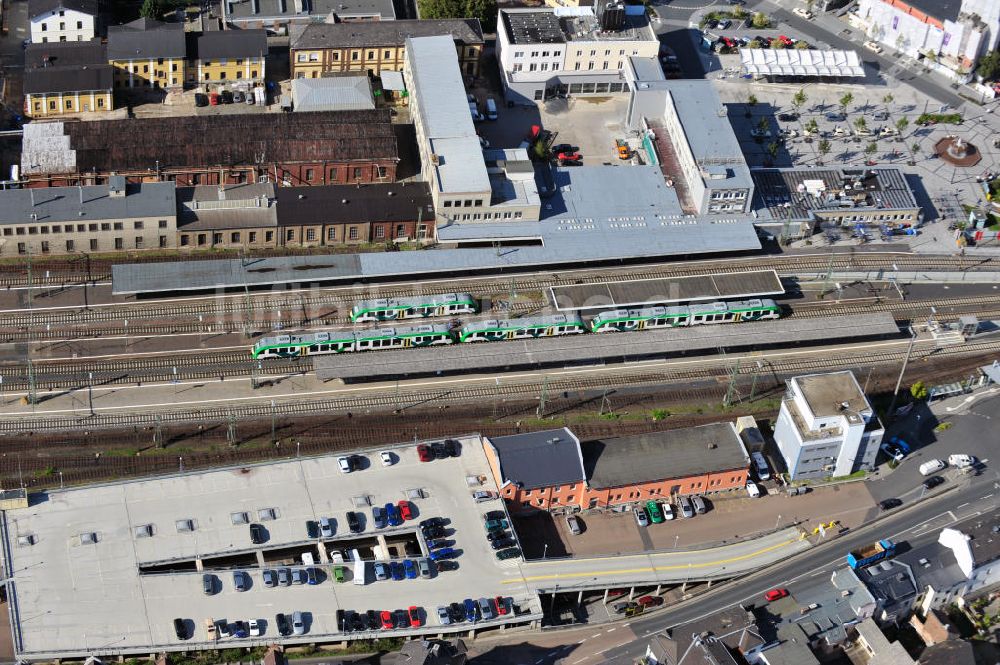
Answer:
[293,0,302,13]
[109,175,127,197]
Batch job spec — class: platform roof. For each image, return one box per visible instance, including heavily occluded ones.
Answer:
[314,312,900,381]
[740,48,865,78]
[548,269,783,310]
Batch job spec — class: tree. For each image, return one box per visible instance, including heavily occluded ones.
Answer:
[766,141,780,163]
[908,142,921,164]
[839,92,854,115]
[882,93,894,106]
[770,37,786,49]
[751,11,769,29]
[792,88,808,113]
[805,118,819,135]
[745,93,757,117]
[794,40,810,49]
[140,0,162,19]
[817,139,831,164]
[895,117,909,136]
[748,39,763,49]
[756,117,770,133]
[420,0,497,32]
[854,116,868,133]
[977,49,1000,81]
[910,381,929,400]
[864,141,878,162]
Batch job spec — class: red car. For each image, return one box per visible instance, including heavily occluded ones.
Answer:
[380,610,394,629]
[764,588,789,602]
[557,151,582,162]
[495,596,508,615]
[416,444,432,462]
[637,595,664,607]
[407,606,421,627]
[208,92,220,106]
[778,35,794,46]
[397,500,413,521]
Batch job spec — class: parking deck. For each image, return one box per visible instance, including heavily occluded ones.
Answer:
[314,312,901,381]
[2,436,539,659]
[549,269,784,310]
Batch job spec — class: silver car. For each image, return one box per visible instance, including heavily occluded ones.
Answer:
[262,569,277,588]
[320,517,335,538]
[634,507,649,527]
[678,496,694,519]
[277,568,291,586]
[692,495,707,514]
[292,611,305,635]
[373,562,390,581]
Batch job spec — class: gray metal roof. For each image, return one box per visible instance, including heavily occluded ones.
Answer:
[0,181,176,225]
[291,77,374,113]
[28,0,96,19]
[752,167,919,222]
[487,428,585,490]
[629,55,664,82]
[955,515,1000,567]
[25,39,105,68]
[549,269,783,310]
[177,183,276,231]
[226,0,395,22]
[189,29,267,60]
[584,422,748,489]
[107,18,186,61]
[381,70,405,91]
[897,542,966,595]
[290,18,483,50]
[407,35,489,195]
[313,312,901,381]
[24,64,112,94]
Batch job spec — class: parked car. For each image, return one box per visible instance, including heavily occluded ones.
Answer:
[209,92,220,106]
[233,571,248,592]
[391,561,405,581]
[637,595,664,607]
[233,90,245,104]
[464,598,479,622]
[660,501,675,520]
[490,538,516,550]
[346,510,363,533]
[472,490,498,503]
[746,480,761,498]
[717,19,731,29]
[386,503,402,526]
[380,451,394,466]
[320,517,335,538]
[646,500,664,523]
[275,613,291,636]
[174,618,188,640]
[948,454,976,468]
[923,475,945,490]
[484,518,509,531]
[249,523,265,544]
[202,573,216,595]
[634,506,649,527]
[380,610,394,630]
[232,620,249,638]
[194,93,209,107]
[248,618,261,636]
[478,597,495,620]
[429,547,457,561]
[437,558,461,570]
[220,90,234,104]
[418,557,433,578]
[443,439,461,457]
[277,568,291,586]
[692,496,707,514]
[863,40,883,54]
[551,143,577,154]
[216,620,232,639]
[496,548,520,560]
[495,596,508,615]
[881,441,906,462]
[764,588,788,602]
[566,515,582,535]
[262,569,277,587]
[423,525,446,539]
[879,498,902,511]
[408,606,421,627]
[338,456,354,473]
[403,559,417,579]
[290,568,305,585]
[417,444,433,462]
[557,151,582,162]
[792,7,813,19]
[437,606,451,625]
[397,500,413,521]
[778,112,798,122]
[372,505,387,529]
[305,567,319,585]
[678,496,694,518]
[919,459,947,476]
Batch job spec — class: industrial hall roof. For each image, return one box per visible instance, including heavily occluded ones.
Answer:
[20,110,398,175]
[291,77,374,113]
[107,18,187,61]
[28,0,97,18]
[290,18,484,50]
[486,428,585,491]
[0,180,176,225]
[188,29,268,60]
[276,182,433,226]
[24,64,113,94]
[583,423,749,489]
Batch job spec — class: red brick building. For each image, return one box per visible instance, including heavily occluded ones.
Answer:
[19,110,399,188]
[484,423,751,514]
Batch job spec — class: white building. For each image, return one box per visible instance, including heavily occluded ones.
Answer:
[28,0,97,44]
[496,5,659,105]
[773,371,883,480]
[851,0,1000,81]
[938,520,1000,600]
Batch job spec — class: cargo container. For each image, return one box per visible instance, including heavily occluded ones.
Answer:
[847,538,896,569]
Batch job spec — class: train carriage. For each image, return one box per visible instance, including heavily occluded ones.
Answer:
[350,293,478,323]
[459,314,586,343]
[353,324,456,351]
[591,305,691,332]
[252,331,356,359]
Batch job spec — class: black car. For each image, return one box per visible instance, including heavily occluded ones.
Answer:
[491,538,517,550]
[220,90,234,104]
[346,511,363,533]
[431,441,448,459]
[349,612,366,632]
[173,618,188,640]
[879,498,902,511]
[435,560,459,572]
[337,609,346,632]
[550,143,577,155]
[778,112,798,121]
[194,93,209,107]
[923,476,945,490]
[560,159,582,167]
[420,517,445,529]
[275,613,291,636]
[486,530,508,541]
[249,523,266,544]
[394,608,409,627]
[306,520,320,538]
[449,602,466,622]
[483,510,505,521]
[423,526,446,539]
[366,609,380,630]
[444,439,461,457]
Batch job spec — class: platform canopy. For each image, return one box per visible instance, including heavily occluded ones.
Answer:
[740,48,865,78]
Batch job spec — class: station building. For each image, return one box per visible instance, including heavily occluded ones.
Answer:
[483,422,751,514]
[773,371,883,481]
[751,167,922,240]
[19,109,399,188]
[23,39,113,117]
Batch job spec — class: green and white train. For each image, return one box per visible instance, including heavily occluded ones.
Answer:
[251,299,781,359]
[349,293,478,323]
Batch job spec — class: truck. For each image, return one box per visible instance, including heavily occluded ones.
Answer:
[616,139,630,160]
[846,539,896,569]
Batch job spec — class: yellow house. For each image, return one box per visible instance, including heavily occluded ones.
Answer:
[290,19,484,80]
[107,18,186,89]
[23,39,113,117]
[188,30,267,87]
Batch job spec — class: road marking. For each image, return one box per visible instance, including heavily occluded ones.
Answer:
[981,494,994,500]
[606,628,617,633]
[623,622,632,627]
[590,633,602,639]
[958,503,970,509]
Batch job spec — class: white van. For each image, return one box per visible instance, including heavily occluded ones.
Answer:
[301,551,315,565]
[919,459,947,476]
[751,452,771,481]
[485,97,498,121]
[746,480,761,498]
[948,454,976,468]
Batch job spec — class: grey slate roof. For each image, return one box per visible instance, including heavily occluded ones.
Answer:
[958,516,1000,566]
[24,64,113,94]
[189,29,267,60]
[108,18,186,61]
[177,183,276,231]
[275,182,432,226]
[26,39,105,68]
[291,77,374,113]
[227,0,395,23]
[583,422,749,489]
[0,182,176,225]
[487,428,585,490]
[290,18,483,50]
[897,541,966,595]
[28,0,97,19]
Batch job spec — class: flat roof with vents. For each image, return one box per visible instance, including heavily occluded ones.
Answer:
[549,269,783,311]
[501,11,566,44]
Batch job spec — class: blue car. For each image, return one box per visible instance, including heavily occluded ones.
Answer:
[386,503,402,527]
[429,547,456,561]
[889,436,911,454]
[403,559,417,579]
[464,598,478,622]
[427,539,449,550]
[391,561,405,581]
[372,505,387,529]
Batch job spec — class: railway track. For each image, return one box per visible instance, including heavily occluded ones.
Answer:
[5,336,999,433]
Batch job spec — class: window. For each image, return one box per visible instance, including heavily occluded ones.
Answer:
[285,229,294,241]
[540,63,548,71]
[305,168,314,181]
[332,52,340,61]
[17,243,25,255]
[376,166,387,178]
[249,232,257,243]
[384,50,391,58]
[328,167,337,181]
[395,224,404,236]
[474,199,483,207]
[114,237,123,249]
[348,227,358,240]
[66,239,75,251]
[236,71,243,79]
[513,63,522,72]
[159,235,167,248]
[113,222,123,230]
[133,221,143,230]
[602,61,609,70]
[590,49,596,56]
[64,98,72,109]
[265,231,274,242]
[40,241,49,253]
[41,23,47,31]
[374,225,384,238]
[326,227,336,241]
[351,51,359,61]
[464,199,473,207]
[542,51,549,57]
[134,236,143,249]
[531,51,539,57]
[529,63,537,72]
[305,229,316,241]
[574,62,580,70]
[97,98,104,108]
[352,167,362,180]
[59,22,65,29]
[297,53,307,62]
[227,232,239,243]
[443,200,452,207]
[588,62,595,70]
[196,234,206,246]
[158,220,168,228]
[143,65,148,73]
[213,233,222,244]
[49,100,56,110]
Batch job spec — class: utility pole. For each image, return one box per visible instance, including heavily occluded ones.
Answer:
[240,249,254,338]
[226,411,238,447]
[26,359,38,407]
[270,400,277,445]
[748,361,763,403]
[87,370,94,416]
[153,414,163,448]
[537,376,550,418]
[598,387,610,416]
[723,357,741,408]
[887,326,917,419]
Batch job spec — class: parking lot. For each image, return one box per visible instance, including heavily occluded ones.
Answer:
[6,435,538,658]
